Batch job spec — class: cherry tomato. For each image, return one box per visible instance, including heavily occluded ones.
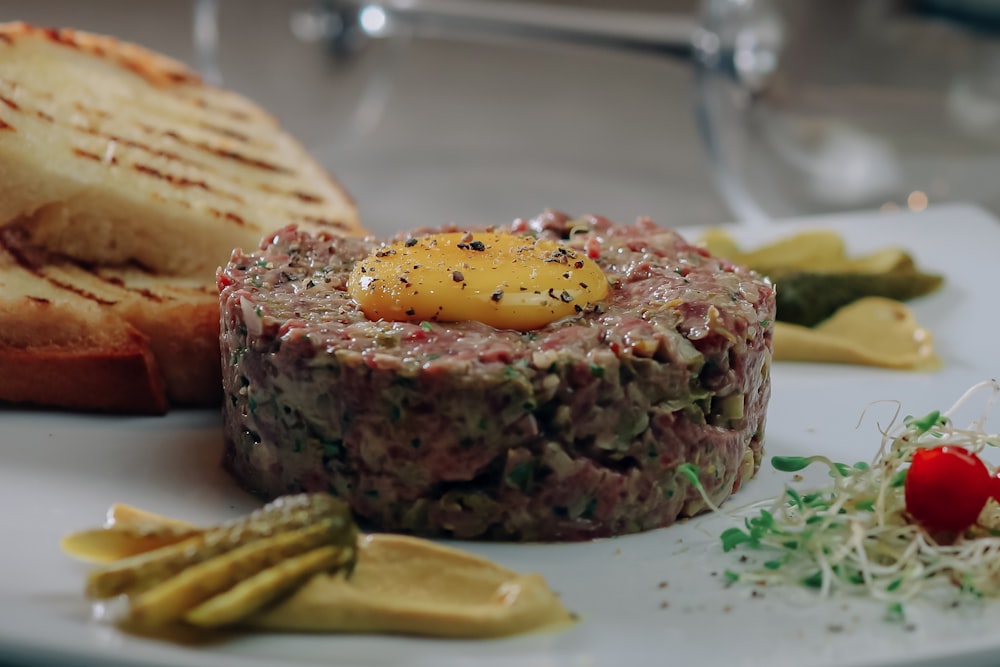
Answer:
[904,446,991,532]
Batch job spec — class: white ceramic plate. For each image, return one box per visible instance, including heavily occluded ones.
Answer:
[3,203,999,667]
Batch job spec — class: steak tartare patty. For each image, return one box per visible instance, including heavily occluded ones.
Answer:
[218,211,775,541]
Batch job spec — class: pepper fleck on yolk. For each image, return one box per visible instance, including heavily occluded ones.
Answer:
[347,231,609,331]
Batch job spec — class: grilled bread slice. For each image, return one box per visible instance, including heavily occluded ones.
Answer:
[0,237,168,413]
[0,23,366,413]
[0,22,364,279]
[0,228,221,412]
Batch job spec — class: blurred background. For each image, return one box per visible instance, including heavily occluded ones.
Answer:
[2,0,999,236]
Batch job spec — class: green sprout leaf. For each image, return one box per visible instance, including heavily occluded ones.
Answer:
[885,602,905,622]
[855,498,875,512]
[678,463,702,488]
[908,410,942,434]
[802,571,824,589]
[771,456,815,472]
[720,528,752,552]
[785,487,804,510]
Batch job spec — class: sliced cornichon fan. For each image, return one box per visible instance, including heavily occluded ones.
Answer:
[699,229,944,327]
[772,271,943,328]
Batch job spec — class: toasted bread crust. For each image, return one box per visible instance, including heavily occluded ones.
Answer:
[0,339,168,414]
[0,22,201,89]
[118,294,222,406]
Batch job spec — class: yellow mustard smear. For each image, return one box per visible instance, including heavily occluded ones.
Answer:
[347,231,608,331]
[247,533,574,638]
[62,502,574,639]
[773,297,939,370]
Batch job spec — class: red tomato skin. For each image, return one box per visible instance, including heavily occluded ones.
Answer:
[904,446,991,532]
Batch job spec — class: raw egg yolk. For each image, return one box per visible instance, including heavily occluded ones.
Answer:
[347,231,609,331]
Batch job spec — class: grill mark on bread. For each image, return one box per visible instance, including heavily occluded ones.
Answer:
[90,130,179,161]
[75,101,110,119]
[0,91,25,127]
[57,113,278,183]
[294,191,323,203]
[299,216,351,230]
[1,228,180,306]
[63,98,293,175]
[208,208,247,226]
[0,77,52,102]
[260,182,329,205]
[27,295,50,304]
[184,94,254,122]
[101,128,304,194]
[0,87,335,229]
[49,278,117,305]
[72,147,115,164]
[98,273,165,303]
[121,58,197,86]
[132,163,246,203]
[198,122,250,142]
[0,76,295,176]
[0,234,119,306]
[39,94,267,171]
[153,126,293,174]
[72,147,98,160]
[0,228,113,304]
[208,146,291,174]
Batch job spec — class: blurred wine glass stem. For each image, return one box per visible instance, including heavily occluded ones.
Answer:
[192,0,790,225]
[695,0,785,225]
[319,1,699,60]
[193,0,222,86]
[694,64,770,226]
